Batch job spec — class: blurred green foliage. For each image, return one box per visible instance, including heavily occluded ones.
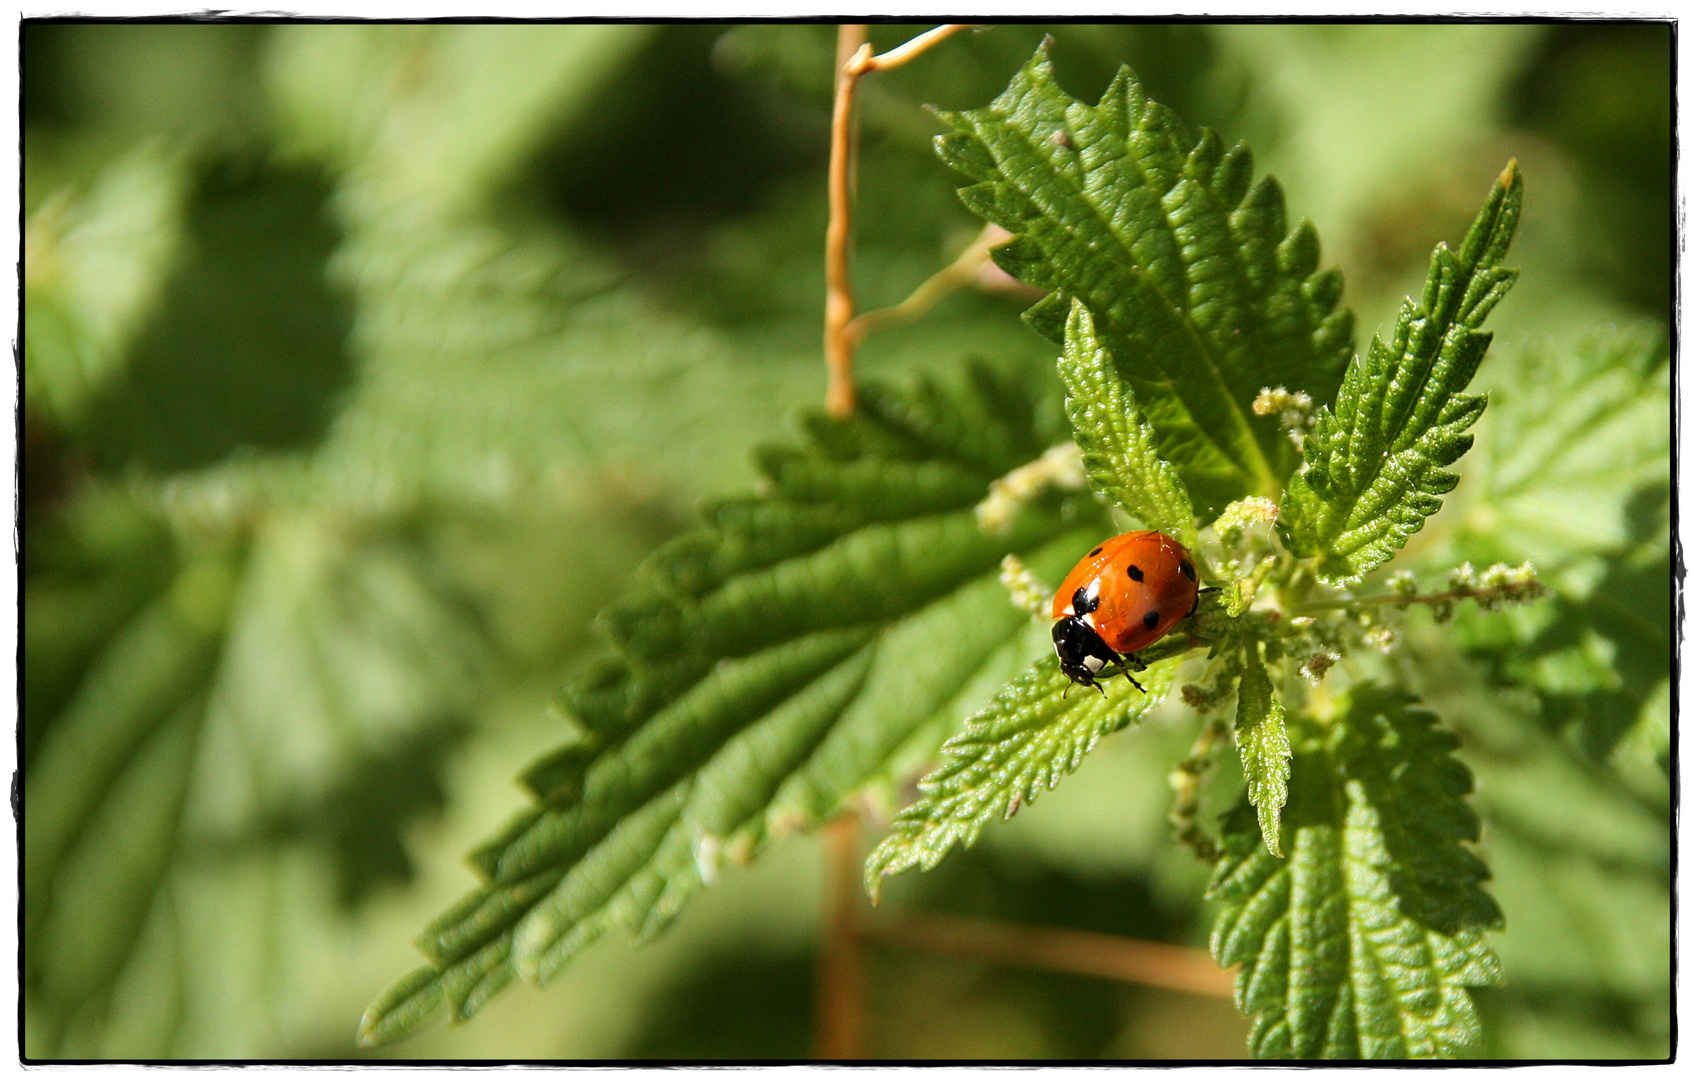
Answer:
[22,21,1668,1059]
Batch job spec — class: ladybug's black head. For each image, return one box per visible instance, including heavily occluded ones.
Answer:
[1052,615,1118,692]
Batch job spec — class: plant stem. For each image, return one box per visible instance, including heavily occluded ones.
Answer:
[823,26,869,418]
[848,23,972,74]
[823,24,973,417]
[860,911,1235,997]
[816,812,865,1058]
[845,223,1005,349]
[1294,582,1540,614]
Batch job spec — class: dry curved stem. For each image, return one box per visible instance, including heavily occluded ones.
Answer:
[845,23,972,75]
[860,911,1236,998]
[845,222,1008,350]
[823,23,974,417]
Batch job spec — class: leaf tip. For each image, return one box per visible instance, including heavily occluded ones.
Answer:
[357,964,445,1049]
[862,863,886,906]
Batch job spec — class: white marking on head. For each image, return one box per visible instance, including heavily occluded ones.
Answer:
[1083,655,1105,673]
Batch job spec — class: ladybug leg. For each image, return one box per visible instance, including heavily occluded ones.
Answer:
[1114,651,1145,693]
[1098,647,1139,691]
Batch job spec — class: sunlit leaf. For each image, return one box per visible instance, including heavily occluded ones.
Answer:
[1233,646,1290,858]
[1208,686,1502,1059]
[24,146,189,427]
[934,39,1354,518]
[1057,299,1195,545]
[864,651,1181,898]
[1280,162,1522,584]
[360,365,1104,1045]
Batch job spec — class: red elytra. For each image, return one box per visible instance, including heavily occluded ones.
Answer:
[1050,530,1199,690]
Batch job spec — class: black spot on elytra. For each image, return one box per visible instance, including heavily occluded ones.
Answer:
[1143,609,1160,630]
[1088,546,1103,558]
[1179,559,1196,581]
[1127,564,1144,582]
[1073,585,1100,615]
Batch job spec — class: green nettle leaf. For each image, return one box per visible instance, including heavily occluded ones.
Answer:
[1447,324,1669,564]
[1453,527,1670,768]
[161,214,820,521]
[1280,162,1523,585]
[23,487,177,762]
[1208,686,1503,1059]
[865,651,1180,898]
[360,364,1106,1046]
[24,146,189,428]
[23,558,235,1050]
[268,24,654,219]
[1415,320,1670,777]
[1058,299,1196,546]
[1233,646,1291,858]
[934,40,1355,519]
[24,511,493,1057]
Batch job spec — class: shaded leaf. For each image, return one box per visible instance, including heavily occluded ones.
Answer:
[1451,323,1668,563]
[23,486,177,763]
[268,24,654,219]
[24,561,235,944]
[32,698,203,1028]
[24,511,494,1057]
[23,559,235,1054]
[158,209,837,523]
[1480,760,1668,1003]
[85,159,355,475]
[1429,325,1670,768]
[1463,531,1668,767]
[1406,619,1669,1056]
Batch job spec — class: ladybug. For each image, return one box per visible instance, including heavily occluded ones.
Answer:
[1051,530,1200,693]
